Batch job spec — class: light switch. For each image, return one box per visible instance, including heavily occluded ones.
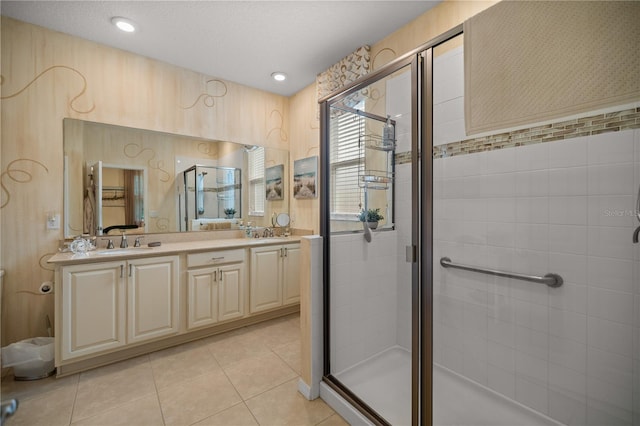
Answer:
[47,213,60,230]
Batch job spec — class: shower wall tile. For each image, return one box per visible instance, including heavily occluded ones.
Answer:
[548,253,588,287]
[587,163,635,196]
[587,287,634,325]
[548,137,588,168]
[515,376,548,415]
[587,257,634,294]
[488,365,516,399]
[587,347,633,392]
[587,316,634,358]
[587,195,636,227]
[330,231,400,374]
[548,196,588,225]
[433,129,638,425]
[548,389,587,426]
[548,167,588,196]
[588,226,636,260]
[548,307,587,344]
[587,376,633,425]
[515,142,549,171]
[587,130,635,165]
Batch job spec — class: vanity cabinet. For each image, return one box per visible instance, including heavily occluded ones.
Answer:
[60,261,126,360]
[249,243,300,313]
[186,249,246,330]
[127,256,180,344]
[59,255,179,360]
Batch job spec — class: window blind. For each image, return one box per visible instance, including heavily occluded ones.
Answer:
[330,111,364,215]
[248,147,265,215]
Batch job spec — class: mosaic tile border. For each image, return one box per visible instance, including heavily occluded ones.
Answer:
[394,107,640,165]
[432,107,640,160]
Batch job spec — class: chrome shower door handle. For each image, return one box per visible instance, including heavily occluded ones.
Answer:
[636,183,640,223]
[633,184,640,243]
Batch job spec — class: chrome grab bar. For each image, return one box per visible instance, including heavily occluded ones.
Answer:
[439,257,563,288]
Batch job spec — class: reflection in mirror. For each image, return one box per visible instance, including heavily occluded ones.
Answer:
[92,161,147,235]
[63,119,289,237]
[178,165,241,231]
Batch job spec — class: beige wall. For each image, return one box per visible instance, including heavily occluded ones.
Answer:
[1,1,495,344]
[0,17,289,344]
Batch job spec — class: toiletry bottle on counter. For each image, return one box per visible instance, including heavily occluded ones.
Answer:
[245,222,252,238]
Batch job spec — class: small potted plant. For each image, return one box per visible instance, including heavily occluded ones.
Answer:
[224,207,236,219]
[358,208,384,230]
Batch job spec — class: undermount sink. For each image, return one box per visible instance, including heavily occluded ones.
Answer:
[93,247,154,255]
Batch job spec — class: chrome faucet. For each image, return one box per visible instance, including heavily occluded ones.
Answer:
[120,232,128,248]
[263,227,274,238]
[134,236,144,247]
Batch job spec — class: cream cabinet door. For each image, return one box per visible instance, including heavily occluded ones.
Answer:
[187,266,219,330]
[127,256,179,344]
[282,244,301,305]
[250,246,283,313]
[61,261,126,360]
[218,263,245,321]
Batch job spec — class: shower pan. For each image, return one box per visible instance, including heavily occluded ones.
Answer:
[320,23,639,426]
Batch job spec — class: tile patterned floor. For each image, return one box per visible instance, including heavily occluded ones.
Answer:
[1,314,348,426]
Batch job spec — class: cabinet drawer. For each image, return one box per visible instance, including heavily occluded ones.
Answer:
[187,249,245,268]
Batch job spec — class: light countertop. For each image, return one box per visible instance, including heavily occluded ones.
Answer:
[48,236,302,265]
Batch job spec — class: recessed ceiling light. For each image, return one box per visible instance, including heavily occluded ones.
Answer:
[271,72,287,82]
[111,17,136,33]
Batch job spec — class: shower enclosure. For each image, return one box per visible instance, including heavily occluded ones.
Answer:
[178,165,241,231]
[321,25,639,426]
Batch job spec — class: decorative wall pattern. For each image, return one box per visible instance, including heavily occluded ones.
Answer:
[0,159,49,208]
[1,65,95,114]
[181,79,228,109]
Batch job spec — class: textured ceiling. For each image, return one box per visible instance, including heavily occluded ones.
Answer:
[1,1,441,96]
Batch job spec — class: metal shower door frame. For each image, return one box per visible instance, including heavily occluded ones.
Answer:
[319,25,463,426]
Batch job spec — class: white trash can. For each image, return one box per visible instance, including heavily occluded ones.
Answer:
[1,337,55,380]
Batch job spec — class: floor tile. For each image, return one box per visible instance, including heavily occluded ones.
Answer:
[4,384,76,426]
[316,414,351,426]
[246,378,335,426]
[192,402,259,426]
[71,393,164,426]
[223,351,297,400]
[72,355,156,422]
[247,316,300,349]
[150,340,221,389]
[0,313,348,426]
[205,328,273,367]
[272,338,302,375]
[158,369,242,426]
[1,372,79,402]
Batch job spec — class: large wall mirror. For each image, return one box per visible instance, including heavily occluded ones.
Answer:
[63,119,289,237]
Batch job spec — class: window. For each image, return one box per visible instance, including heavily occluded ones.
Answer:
[248,147,265,216]
[330,109,364,218]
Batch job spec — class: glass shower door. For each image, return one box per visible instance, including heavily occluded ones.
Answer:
[323,59,417,425]
[431,31,640,426]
